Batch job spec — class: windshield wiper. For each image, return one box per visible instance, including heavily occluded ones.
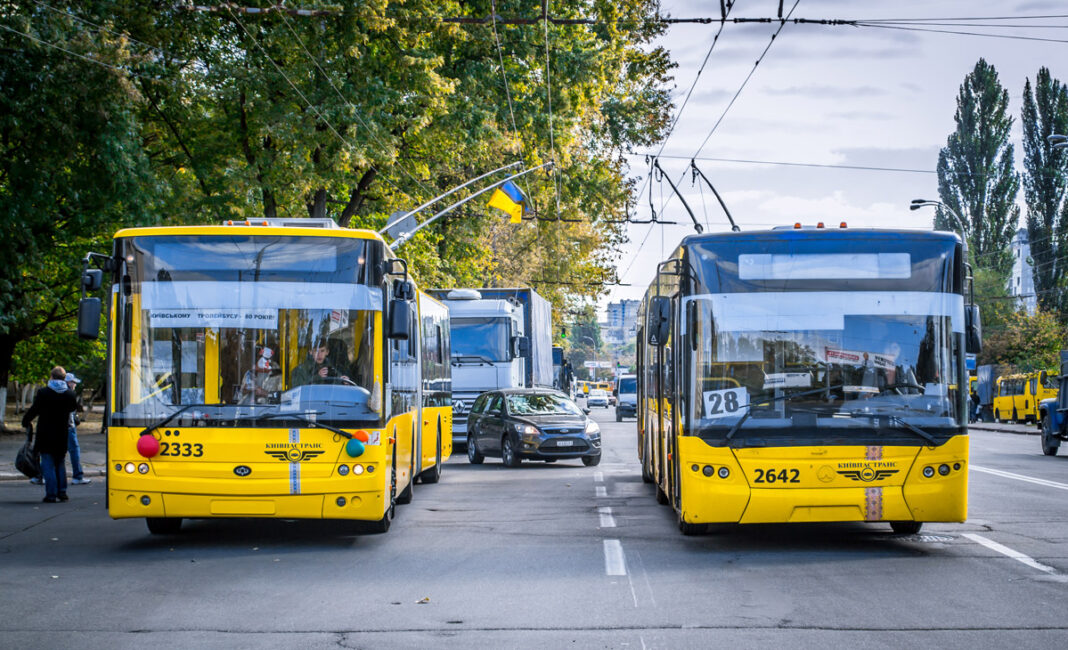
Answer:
[841,411,939,445]
[452,355,495,365]
[725,384,844,444]
[251,411,353,440]
[137,404,196,438]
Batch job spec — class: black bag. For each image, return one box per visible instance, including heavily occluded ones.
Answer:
[15,431,40,479]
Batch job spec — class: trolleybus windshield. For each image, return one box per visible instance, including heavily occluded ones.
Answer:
[112,235,385,428]
[684,235,964,444]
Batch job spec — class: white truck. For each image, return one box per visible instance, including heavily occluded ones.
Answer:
[429,288,553,446]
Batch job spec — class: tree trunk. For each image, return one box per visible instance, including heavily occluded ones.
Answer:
[338,168,377,227]
[308,188,328,219]
[0,333,18,432]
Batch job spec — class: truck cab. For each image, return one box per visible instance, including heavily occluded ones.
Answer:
[1038,352,1068,456]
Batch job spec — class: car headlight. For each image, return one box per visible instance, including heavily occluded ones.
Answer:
[514,423,539,436]
[585,420,600,436]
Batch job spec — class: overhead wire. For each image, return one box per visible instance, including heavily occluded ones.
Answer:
[542,0,560,218]
[853,22,1068,44]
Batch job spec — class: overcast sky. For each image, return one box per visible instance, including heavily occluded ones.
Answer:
[600,0,1068,314]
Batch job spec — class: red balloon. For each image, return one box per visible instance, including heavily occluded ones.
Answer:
[137,435,160,458]
[353,430,370,443]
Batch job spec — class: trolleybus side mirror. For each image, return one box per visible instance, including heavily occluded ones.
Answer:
[965,304,982,354]
[82,269,103,292]
[647,296,671,347]
[511,336,530,359]
[388,301,411,340]
[77,298,102,340]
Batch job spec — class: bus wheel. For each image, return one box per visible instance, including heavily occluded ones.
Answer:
[641,459,653,484]
[365,458,397,534]
[1042,417,1060,456]
[146,517,182,535]
[994,410,1001,423]
[397,449,415,505]
[890,521,922,535]
[467,434,484,464]
[1012,409,1019,424]
[655,483,669,505]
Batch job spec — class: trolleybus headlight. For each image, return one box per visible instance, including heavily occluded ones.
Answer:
[718,467,730,479]
[366,465,375,473]
[137,463,149,474]
[338,464,350,476]
[691,464,699,472]
[938,464,950,476]
[953,463,961,471]
[352,465,364,475]
[125,463,136,474]
[703,465,715,477]
[140,496,151,505]
[923,466,935,478]
[336,497,346,507]
[115,464,123,472]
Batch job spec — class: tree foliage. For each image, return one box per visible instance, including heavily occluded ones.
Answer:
[981,307,1066,372]
[1021,67,1068,318]
[937,59,1020,277]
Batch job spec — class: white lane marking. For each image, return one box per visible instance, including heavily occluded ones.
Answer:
[598,506,616,528]
[594,471,604,483]
[604,539,627,576]
[963,533,1058,575]
[596,486,608,498]
[971,465,1068,491]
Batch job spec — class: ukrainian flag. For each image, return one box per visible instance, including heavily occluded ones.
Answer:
[488,180,526,223]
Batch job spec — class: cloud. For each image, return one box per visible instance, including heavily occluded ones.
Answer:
[764,85,887,98]
[827,110,895,121]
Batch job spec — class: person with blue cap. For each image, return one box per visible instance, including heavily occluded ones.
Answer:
[65,372,91,485]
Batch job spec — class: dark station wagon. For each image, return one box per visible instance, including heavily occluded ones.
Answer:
[466,389,601,467]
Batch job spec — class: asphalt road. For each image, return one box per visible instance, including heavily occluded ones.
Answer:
[1,406,1066,649]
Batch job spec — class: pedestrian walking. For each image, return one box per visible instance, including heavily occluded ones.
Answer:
[65,372,91,485]
[21,366,79,503]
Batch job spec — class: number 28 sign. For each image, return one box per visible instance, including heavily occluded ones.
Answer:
[703,387,749,419]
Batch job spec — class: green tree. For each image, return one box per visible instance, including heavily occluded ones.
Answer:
[981,307,1066,371]
[937,59,1020,276]
[0,6,153,426]
[1021,67,1068,318]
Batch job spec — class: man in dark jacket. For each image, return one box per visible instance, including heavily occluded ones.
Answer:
[22,366,79,503]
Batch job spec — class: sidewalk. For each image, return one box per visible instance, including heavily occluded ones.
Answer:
[969,421,1041,436]
[0,428,107,482]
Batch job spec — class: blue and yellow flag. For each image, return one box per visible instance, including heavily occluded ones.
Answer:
[488,180,526,224]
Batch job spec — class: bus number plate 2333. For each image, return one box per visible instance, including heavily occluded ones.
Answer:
[703,387,749,419]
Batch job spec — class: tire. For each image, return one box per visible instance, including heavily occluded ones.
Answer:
[655,483,669,505]
[994,410,1001,423]
[678,513,704,536]
[616,410,622,422]
[146,517,182,535]
[582,454,601,467]
[1041,416,1060,456]
[890,521,922,535]
[363,461,396,534]
[467,433,484,464]
[641,457,653,484]
[502,436,522,468]
[396,445,415,505]
[1012,409,1019,424]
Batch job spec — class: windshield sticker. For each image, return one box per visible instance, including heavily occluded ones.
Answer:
[703,387,749,419]
[142,281,382,311]
[365,431,381,446]
[150,308,278,329]
[762,372,811,390]
[824,347,896,370]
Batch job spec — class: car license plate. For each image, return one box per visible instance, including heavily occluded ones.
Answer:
[557,440,574,447]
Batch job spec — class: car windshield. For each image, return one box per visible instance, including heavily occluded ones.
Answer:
[507,394,582,416]
[590,390,607,397]
[618,378,637,393]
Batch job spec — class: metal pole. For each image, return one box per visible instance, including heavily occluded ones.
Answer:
[390,161,554,250]
[379,160,522,235]
[653,158,703,233]
[690,161,740,231]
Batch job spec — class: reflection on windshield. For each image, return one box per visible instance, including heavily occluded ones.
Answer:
[507,394,581,416]
[451,317,510,362]
[686,293,962,434]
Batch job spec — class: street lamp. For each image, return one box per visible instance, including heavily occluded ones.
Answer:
[910,198,968,258]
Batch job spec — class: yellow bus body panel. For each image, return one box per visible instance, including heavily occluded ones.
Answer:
[677,435,968,525]
[420,405,453,471]
[108,416,415,522]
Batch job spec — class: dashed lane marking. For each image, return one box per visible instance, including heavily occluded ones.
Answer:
[594,471,604,483]
[963,533,1058,575]
[604,539,627,576]
[598,506,616,528]
[971,465,1068,491]
[595,486,607,498]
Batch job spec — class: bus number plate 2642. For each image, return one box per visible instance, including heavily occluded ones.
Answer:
[703,387,749,419]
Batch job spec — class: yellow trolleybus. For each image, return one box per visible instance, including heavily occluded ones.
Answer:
[77,218,450,534]
[637,227,981,535]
